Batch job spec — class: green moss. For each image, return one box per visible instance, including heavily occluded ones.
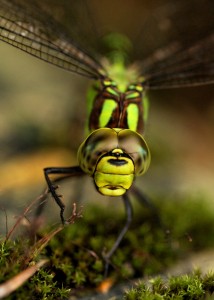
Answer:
[1,193,214,298]
[124,271,214,299]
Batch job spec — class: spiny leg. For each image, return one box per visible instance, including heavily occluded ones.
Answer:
[44,166,84,224]
[34,168,83,221]
[104,192,133,277]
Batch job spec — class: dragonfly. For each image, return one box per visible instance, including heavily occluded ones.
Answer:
[0,0,214,274]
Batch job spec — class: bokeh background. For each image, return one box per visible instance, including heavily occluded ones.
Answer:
[0,0,214,235]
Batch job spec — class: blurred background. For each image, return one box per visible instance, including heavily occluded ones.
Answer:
[0,0,214,234]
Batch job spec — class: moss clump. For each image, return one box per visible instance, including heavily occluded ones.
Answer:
[125,271,214,300]
[1,193,214,298]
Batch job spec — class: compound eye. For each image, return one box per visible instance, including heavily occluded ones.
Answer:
[117,129,151,175]
[77,128,119,175]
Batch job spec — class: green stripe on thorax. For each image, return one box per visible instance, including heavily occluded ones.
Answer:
[86,33,149,134]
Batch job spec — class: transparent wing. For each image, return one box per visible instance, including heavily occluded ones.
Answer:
[0,0,106,79]
[135,0,214,90]
[1,0,214,88]
[141,34,214,89]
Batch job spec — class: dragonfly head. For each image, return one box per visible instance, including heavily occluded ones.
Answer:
[94,148,135,196]
[77,128,151,197]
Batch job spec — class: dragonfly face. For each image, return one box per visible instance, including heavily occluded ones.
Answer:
[94,147,135,196]
[78,127,151,196]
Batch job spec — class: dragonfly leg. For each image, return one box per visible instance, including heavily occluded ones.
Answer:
[103,193,133,277]
[44,166,84,224]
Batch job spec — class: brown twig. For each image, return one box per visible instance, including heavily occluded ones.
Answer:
[5,190,49,241]
[24,203,83,265]
[0,259,48,299]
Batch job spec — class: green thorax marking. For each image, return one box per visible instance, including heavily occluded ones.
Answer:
[86,33,149,134]
[87,78,148,134]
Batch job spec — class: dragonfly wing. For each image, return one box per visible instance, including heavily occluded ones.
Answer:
[128,0,214,89]
[0,0,106,79]
[140,34,214,89]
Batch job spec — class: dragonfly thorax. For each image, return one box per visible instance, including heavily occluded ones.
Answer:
[77,128,150,197]
[88,79,146,134]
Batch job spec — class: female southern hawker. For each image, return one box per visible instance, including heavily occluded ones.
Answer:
[0,0,214,273]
